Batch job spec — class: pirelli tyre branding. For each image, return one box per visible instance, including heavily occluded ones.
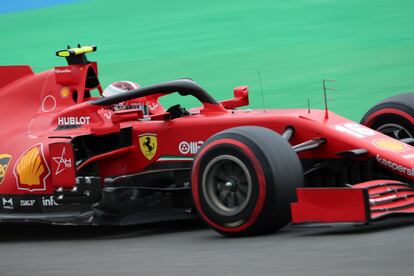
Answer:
[13,144,50,192]
[0,154,11,185]
[139,134,158,160]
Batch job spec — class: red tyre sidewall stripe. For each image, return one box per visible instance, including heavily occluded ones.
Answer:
[192,138,266,233]
[364,108,414,127]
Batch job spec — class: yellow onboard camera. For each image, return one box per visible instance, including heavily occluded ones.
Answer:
[56,45,97,57]
[56,45,97,65]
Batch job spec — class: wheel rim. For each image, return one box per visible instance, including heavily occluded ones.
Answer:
[376,123,413,140]
[202,155,253,216]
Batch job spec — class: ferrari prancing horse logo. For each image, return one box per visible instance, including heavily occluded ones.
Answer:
[139,134,157,160]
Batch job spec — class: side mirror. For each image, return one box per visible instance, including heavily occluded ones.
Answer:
[111,109,144,123]
[220,86,249,109]
[234,86,249,98]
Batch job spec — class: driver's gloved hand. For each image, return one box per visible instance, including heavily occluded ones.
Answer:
[167,104,189,119]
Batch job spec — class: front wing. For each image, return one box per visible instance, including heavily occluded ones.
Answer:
[291,180,414,225]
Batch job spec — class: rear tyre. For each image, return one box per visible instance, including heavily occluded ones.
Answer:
[191,126,304,236]
[361,93,414,139]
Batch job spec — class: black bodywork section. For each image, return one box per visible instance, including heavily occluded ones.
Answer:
[73,127,132,175]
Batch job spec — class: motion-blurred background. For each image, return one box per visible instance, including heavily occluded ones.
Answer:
[1,0,413,120]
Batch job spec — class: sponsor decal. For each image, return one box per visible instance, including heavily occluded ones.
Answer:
[148,103,159,110]
[52,147,72,175]
[49,144,75,184]
[335,123,376,138]
[20,199,36,207]
[41,95,57,113]
[139,134,157,160]
[13,144,50,191]
[42,196,59,206]
[372,138,408,153]
[58,116,91,127]
[2,198,13,210]
[60,87,70,98]
[157,156,194,162]
[403,154,414,159]
[376,154,414,176]
[179,141,204,155]
[369,194,397,204]
[0,154,11,185]
[55,68,72,74]
[103,112,112,120]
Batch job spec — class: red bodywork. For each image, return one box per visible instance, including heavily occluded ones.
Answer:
[1,53,414,225]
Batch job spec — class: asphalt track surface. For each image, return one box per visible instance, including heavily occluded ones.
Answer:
[0,217,413,276]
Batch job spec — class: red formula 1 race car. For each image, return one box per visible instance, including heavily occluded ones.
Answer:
[1,45,414,236]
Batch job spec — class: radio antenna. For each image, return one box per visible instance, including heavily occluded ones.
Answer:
[323,79,336,119]
[307,99,311,114]
[257,71,265,112]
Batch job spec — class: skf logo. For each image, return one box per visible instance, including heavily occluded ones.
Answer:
[0,154,11,185]
[139,134,157,160]
[14,144,50,191]
[20,199,36,207]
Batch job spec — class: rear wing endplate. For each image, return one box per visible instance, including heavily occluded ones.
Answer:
[0,65,34,90]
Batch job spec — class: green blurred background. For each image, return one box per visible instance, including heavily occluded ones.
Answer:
[1,0,413,120]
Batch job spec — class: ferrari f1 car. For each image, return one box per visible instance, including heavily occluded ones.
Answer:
[1,45,414,236]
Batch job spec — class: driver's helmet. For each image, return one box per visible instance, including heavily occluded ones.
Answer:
[103,81,140,97]
[103,81,149,114]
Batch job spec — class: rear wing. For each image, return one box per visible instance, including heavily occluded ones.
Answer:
[0,65,34,90]
[0,45,96,91]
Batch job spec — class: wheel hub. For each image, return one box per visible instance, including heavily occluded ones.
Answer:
[202,155,253,216]
[224,180,235,191]
[376,123,413,140]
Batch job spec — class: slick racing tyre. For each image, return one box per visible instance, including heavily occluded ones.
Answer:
[191,126,304,237]
[361,93,414,140]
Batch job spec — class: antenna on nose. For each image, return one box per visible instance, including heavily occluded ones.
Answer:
[323,79,336,119]
[257,71,265,112]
